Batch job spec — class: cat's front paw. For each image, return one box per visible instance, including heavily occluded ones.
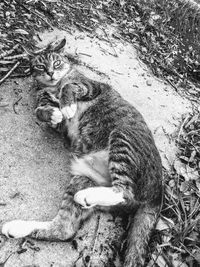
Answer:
[74,187,125,209]
[61,104,77,119]
[50,107,63,125]
[36,106,63,125]
[2,220,37,238]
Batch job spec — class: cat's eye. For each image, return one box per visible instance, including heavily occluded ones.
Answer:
[35,64,45,70]
[54,60,61,68]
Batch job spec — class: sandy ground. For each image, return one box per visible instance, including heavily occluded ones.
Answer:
[0,28,191,266]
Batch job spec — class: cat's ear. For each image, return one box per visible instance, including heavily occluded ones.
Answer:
[48,38,66,53]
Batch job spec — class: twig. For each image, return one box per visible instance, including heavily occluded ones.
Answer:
[0,61,21,86]
[158,243,185,253]
[0,44,19,59]
[0,252,14,267]
[86,214,101,267]
[177,114,190,143]
[0,60,18,64]
[74,21,93,32]
[0,102,9,107]
[10,72,31,78]
[101,28,118,57]
[78,52,92,57]
[72,249,86,267]
[13,96,22,114]
[66,2,90,10]
[4,53,28,60]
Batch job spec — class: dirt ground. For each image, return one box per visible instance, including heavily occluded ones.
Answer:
[0,28,192,266]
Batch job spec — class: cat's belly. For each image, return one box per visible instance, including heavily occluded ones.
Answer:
[66,115,79,142]
[71,150,111,186]
[64,100,93,143]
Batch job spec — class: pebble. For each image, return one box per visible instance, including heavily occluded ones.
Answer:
[146,80,152,86]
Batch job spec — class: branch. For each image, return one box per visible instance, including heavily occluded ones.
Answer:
[0,61,21,86]
[4,53,28,60]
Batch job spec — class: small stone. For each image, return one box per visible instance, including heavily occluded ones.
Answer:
[146,80,152,86]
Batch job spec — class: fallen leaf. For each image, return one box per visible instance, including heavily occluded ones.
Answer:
[150,253,167,267]
[156,217,174,231]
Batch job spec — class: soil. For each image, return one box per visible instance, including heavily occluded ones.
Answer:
[0,28,191,266]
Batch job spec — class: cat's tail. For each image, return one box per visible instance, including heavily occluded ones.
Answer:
[124,204,160,267]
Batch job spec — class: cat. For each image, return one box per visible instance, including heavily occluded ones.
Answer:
[2,38,163,267]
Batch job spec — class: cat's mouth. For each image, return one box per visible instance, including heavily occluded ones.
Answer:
[45,78,58,85]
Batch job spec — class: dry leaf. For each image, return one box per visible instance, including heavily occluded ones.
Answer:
[174,160,199,181]
[150,254,167,267]
[156,217,174,231]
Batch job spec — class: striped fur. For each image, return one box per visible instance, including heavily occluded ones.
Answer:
[2,39,163,266]
[33,40,162,266]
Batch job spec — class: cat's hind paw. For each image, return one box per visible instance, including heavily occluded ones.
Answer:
[74,187,125,209]
[2,220,50,239]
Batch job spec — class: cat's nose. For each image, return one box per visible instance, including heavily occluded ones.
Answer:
[48,71,54,78]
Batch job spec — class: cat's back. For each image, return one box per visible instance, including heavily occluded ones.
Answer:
[84,84,149,134]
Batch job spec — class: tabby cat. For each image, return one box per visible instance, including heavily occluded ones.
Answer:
[2,38,163,267]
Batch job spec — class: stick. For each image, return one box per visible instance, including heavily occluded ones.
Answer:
[4,53,28,60]
[0,60,18,64]
[78,52,92,57]
[74,21,93,32]
[101,28,118,57]
[0,61,21,86]
[0,252,14,266]
[177,114,190,143]
[0,102,9,107]
[13,96,22,114]
[86,214,101,267]
[0,44,19,59]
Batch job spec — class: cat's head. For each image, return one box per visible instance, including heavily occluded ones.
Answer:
[27,38,71,86]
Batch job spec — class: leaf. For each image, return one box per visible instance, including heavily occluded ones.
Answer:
[156,218,171,231]
[169,252,188,267]
[150,253,167,267]
[14,29,29,35]
[155,221,167,232]
[174,160,199,181]
[187,231,199,242]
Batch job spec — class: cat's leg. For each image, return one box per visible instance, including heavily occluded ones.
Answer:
[35,90,63,129]
[59,79,103,109]
[2,175,94,241]
[73,134,162,266]
[71,151,111,186]
[74,187,126,209]
[73,130,161,209]
[71,150,127,208]
[36,106,63,125]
